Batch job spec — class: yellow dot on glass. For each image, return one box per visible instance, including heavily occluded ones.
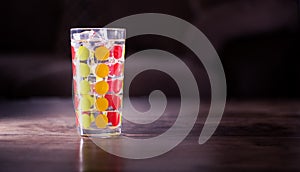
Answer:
[79,80,90,94]
[79,63,90,77]
[95,46,109,60]
[80,114,91,129]
[90,113,95,123]
[95,114,108,128]
[82,94,96,106]
[83,94,95,105]
[77,46,89,61]
[95,64,109,78]
[94,81,109,95]
[95,97,109,111]
[80,96,91,111]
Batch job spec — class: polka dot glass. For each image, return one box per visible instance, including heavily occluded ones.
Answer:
[70,28,125,137]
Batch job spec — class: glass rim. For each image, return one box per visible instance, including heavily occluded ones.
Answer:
[70,28,126,32]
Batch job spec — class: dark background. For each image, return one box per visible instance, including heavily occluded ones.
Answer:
[0,0,299,100]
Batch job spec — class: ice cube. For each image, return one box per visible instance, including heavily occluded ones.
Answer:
[88,75,96,82]
[98,29,108,40]
[89,30,103,41]
[105,40,114,50]
[73,30,93,40]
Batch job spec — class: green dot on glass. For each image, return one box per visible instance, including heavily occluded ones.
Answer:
[80,114,91,129]
[77,46,89,61]
[80,96,91,111]
[79,63,90,77]
[79,80,90,94]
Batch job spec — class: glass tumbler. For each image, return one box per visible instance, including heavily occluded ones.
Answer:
[70,28,126,137]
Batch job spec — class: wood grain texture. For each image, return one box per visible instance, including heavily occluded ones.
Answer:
[0,98,299,172]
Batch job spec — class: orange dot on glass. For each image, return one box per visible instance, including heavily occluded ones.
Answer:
[95,64,109,78]
[95,97,109,111]
[95,114,108,128]
[95,46,109,60]
[94,81,109,95]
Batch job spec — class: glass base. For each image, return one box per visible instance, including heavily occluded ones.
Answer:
[78,127,121,138]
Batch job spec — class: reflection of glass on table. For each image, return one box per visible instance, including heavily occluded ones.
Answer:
[79,138,122,172]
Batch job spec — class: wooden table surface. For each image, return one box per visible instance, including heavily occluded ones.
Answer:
[0,98,299,172]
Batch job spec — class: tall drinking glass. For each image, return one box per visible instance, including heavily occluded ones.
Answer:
[70,28,126,137]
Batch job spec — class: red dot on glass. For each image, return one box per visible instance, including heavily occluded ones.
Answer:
[71,46,75,60]
[108,63,123,76]
[75,112,79,127]
[108,80,123,93]
[114,63,123,76]
[73,80,77,93]
[105,94,121,110]
[107,112,120,126]
[108,64,114,76]
[72,62,76,76]
[74,94,79,109]
[113,46,122,59]
[107,80,113,92]
[105,94,114,108]
[114,80,123,93]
